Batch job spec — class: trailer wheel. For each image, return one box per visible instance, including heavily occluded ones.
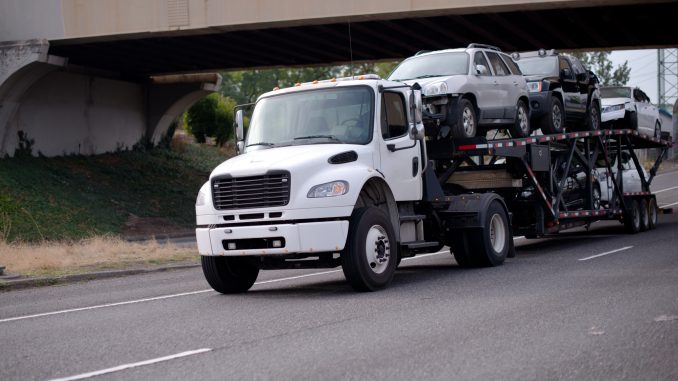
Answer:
[468,200,510,267]
[624,199,641,234]
[449,230,474,268]
[341,207,397,291]
[639,199,649,231]
[451,98,477,138]
[509,100,530,138]
[648,198,658,229]
[201,256,259,294]
[540,96,564,134]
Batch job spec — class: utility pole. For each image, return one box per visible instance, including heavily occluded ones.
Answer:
[657,48,678,111]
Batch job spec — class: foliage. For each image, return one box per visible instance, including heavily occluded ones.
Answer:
[570,51,631,86]
[185,93,236,145]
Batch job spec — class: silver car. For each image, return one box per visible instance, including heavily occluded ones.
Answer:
[388,43,530,139]
[600,86,662,138]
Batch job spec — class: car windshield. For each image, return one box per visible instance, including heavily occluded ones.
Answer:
[600,87,632,99]
[388,52,469,81]
[516,57,558,76]
[244,87,373,151]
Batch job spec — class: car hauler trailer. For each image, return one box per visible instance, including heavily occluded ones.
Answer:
[195,76,672,293]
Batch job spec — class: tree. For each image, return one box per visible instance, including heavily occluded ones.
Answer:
[570,51,631,86]
[185,93,236,145]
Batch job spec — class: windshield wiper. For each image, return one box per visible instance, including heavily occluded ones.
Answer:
[294,135,343,142]
[246,142,275,147]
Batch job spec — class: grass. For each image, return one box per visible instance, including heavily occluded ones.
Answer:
[0,236,199,277]
[0,132,234,242]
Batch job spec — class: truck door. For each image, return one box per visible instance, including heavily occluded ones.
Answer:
[378,91,422,201]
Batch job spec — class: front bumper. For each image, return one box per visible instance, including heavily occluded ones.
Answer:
[527,91,549,119]
[196,220,350,256]
[601,109,625,123]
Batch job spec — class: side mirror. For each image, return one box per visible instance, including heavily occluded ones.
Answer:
[236,141,245,154]
[475,65,488,75]
[408,89,424,141]
[234,109,244,141]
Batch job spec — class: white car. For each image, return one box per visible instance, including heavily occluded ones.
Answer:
[600,86,662,138]
[387,44,530,139]
[596,152,647,204]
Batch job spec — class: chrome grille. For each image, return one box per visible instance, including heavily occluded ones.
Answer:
[211,172,290,210]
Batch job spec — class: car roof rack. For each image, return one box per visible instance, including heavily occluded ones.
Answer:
[467,43,501,52]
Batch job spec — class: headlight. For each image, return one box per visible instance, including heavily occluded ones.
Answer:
[307,181,349,198]
[196,190,206,206]
[424,81,448,96]
[526,81,542,92]
[602,104,624,113]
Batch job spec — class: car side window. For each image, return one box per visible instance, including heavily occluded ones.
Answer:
[571,58,585,75]
[486,52,510,76]
[559,58,575,80]
[501,54,522,75]
[473,52,491,76]
[381,92,408,140]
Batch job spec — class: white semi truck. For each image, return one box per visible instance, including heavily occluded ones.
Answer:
[195,75,669,293]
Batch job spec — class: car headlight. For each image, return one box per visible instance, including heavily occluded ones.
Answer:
[526,81,542,92]
[307,181,349,198]
[424,81,448,96]
[196,190,206,206]
[602,104,624,113]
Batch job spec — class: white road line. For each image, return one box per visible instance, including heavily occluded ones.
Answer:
[654,185,678,194]
[655,170,678,178]
[660,201,678,208]
[578,246,633,261]
[48,348,211,381]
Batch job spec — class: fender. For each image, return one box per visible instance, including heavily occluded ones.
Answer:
[439,193,510,229]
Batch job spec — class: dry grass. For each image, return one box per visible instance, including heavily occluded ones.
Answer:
[0,236,198,277]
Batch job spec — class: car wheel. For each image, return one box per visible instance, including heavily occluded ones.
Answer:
[201,256,260,294]
[654,122,661,138]
[624,199,641,234]
[451,98,477,139]
[341,207,397,291]
[540,96,564,134]
[585,101,601,131]
[509,100,530,138]
[592,184,602,210]
[648,198,658,229]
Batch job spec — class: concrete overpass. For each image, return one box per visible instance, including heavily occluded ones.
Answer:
[1,0,677,157]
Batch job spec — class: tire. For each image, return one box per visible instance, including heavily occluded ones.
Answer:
[201,256,259,294]
[648,198,658,229]
[654,122,661,138]
[639,199,649,232]
[449,230,474,268]
[467,200,510,267]
[540,96,564,134]
[509,100,530,138]
[592,184,602,210]
[584,101,601,131]
[341,207,397,291]
[451,98,477,139]
[627,111,638,130]
[624,199,641,234]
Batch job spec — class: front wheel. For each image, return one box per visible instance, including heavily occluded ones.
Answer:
[540,96,564,134]
[451,98,477,139]
[509,100,531,138]
[201,256,260,294]
[341,207,397,291]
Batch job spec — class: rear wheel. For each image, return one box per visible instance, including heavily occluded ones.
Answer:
[451,98,477,139]
[467,200,510,267]
[201,256,259,294]
[449,230,474,268]
[509,100,531,138]
[540,96,564,134]
[639,199,649,231]
[624,199,641,234]
[648,198,658,229]
[341,207,397,291]
[585,101,601,131]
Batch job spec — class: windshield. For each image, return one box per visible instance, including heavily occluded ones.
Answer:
[600,87,632,99]
[245,86,373,150]
[388,52,469,81]
[516,57,558,76]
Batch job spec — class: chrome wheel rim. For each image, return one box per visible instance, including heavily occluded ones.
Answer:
[489,213,506,253]
[365,224,390,274]
[591,107,600,130]
[593,187,601,210]
[462,107,475,136]
[518,105,529,134]
[552,104,562,131]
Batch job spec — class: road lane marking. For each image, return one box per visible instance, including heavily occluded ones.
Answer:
[578,246,633,261]
[655,170,678,178]
[654,185,678,194]
[48,348,211,381]
[660,201,678,208]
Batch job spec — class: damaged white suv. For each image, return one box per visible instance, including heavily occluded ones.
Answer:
[388,43,530,139]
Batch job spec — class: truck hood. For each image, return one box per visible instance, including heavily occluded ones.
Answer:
[210,144,373,178]
[601,97,631,106]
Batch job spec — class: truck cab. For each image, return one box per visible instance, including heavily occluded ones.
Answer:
[195,76,434,292]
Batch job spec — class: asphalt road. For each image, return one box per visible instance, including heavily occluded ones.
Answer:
[1,171,677,381]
